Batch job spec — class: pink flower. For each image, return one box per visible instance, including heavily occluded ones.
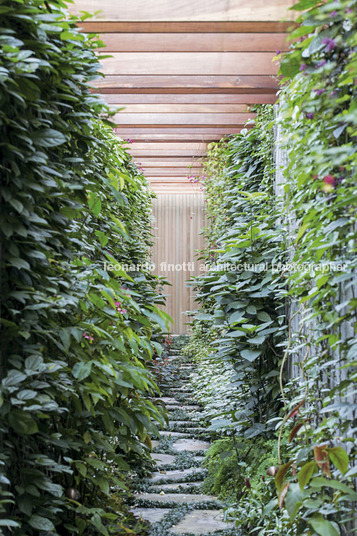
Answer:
[323,175,335,185]
[83,332,94,341]
[114,301,127,314]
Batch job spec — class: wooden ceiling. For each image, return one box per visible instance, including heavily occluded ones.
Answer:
[71,1,296,193]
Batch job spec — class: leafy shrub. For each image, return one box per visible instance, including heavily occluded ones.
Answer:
[0,2,167,533]
[275,0,357,533]
[190,106,286,438]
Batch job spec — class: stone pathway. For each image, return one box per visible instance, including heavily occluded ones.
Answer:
[131,346,237,535]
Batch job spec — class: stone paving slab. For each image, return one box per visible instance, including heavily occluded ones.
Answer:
[160,431,190,438]
[153,397,179,404]
[168,421,200,427]
[136,493,216,504]
[172,438,210,452]
[168,405,201,411]
[149,467,203,483]
[171,509,233,534]
[132,507,170,523]
[152,453,176,466]
[154,481,203,491]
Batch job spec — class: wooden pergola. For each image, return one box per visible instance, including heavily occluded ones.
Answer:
[70,0,297,331]
[71,0,296,194]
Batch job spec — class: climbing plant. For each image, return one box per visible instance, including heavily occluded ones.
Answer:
[186,1,357,534]
[190,106,286,438]
[0,2,168,534]
[275,0,357,534]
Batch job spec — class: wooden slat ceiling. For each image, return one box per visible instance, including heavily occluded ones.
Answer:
[71,0,296,192]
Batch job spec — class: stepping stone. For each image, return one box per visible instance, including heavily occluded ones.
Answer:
[154,481,203,491]
[172,438,210,452]
[171,509,232,534]
[136,493,215,505]
[166,427,205,434]
[151,440,160,448]
[132,507,170,523]
[168,421,198,427]
[149,467,203,483]
[152,453,176,466]
[160,431,189,438]
[153,397,179,404]
[168,405,200,411]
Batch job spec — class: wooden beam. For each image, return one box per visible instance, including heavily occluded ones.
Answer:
[126,142,207,151]
[135,156,206,162]
[111,104,251,113]
[80,22,295,33]
[115,127,248,141]
[134,156,202,165]
[100,93,277,104]
[130,150,206,157]
[144,168,204,176]
[98,33,289,52]
[101,53,278,76]
[113,112,255,125]
[73,0,295,21]
[150,179,201,183]
[94,75,279,92]
[138,161,203,168]
[120,133,240,141]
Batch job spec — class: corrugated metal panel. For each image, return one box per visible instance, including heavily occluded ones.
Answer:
[151,193,206,334]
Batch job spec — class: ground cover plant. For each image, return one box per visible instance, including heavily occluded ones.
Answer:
[0,1,169,533]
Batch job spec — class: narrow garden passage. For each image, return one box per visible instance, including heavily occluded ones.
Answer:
[1,1,356,535]
[131,338,235,535]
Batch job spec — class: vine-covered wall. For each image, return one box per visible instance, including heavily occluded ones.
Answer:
[185,1,357,534]
[0,2,168,534]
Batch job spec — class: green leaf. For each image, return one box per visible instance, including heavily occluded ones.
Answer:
[298,460,318,490]
[308,514,340,536]
[310,477,357,498]
[279,52,302,78]
[8,410,38,435]
[95,230,109,246]
[229,311,244,323]
[9,257,31,270]
[257,311,271,322]
[73,362,92,381]
[88,193,102,217]
[195,313,213,321]
[328,447,349,475]
[31,129,67,147]
[296,223,309,242]
[2,370,27,387]
[291,0,317,9]
[285,483,303,520]
[240,349,262,362]
[275,461,293,491]
[29,515,55,531]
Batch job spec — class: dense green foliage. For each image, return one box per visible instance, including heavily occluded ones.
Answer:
[275,0,357,533]
[0,2,168,534]
[186,1,357,531]
[191,106,286,438]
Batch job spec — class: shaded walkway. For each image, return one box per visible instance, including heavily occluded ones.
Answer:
[131,345,236,535]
